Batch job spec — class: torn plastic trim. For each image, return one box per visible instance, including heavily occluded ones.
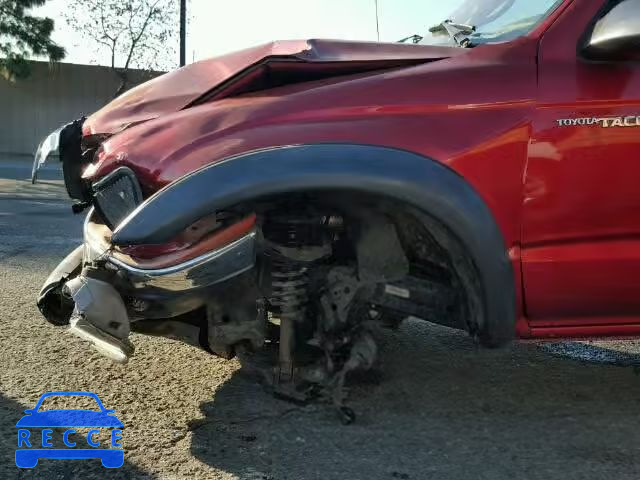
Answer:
[37,245,84,326]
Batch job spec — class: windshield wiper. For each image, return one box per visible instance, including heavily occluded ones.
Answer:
[428,19,476,47]
[398,34,424,44]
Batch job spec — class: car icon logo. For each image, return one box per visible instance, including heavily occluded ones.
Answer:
[15,391,123,468]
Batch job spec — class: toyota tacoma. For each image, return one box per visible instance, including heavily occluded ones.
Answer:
[32,0,640,420]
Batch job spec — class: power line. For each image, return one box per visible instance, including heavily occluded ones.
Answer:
[375,0,380,41]
[180,0,187,66]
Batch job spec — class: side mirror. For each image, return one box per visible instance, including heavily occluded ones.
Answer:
[582,0,640,61]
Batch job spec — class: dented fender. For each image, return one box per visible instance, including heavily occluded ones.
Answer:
[111,143,517,346]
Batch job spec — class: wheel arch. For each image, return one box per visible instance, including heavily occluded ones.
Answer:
[113,144,516,345]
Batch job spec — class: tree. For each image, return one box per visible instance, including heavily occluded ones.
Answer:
[65,0,178,97]
[0,0,65,79]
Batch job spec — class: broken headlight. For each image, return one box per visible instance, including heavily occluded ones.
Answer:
[92,167,143,229]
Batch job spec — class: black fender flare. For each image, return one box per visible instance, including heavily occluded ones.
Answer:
[113,144,516,345]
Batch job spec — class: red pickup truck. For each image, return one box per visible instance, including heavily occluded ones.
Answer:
[32,0,640,416]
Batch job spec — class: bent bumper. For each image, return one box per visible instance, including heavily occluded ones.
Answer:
[39,210,257,362]
[83,210,257,293]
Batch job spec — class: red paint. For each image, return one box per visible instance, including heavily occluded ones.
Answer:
[89,39,539,248]
[81,0,640,340]
[522,240,640,318]
[521,0,640,332]
[83,39,463,136]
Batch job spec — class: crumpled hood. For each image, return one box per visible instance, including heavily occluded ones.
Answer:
[84,39,463,136]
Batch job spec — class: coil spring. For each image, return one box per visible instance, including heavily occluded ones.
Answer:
[270,258,308,320]
[264,214,324,321]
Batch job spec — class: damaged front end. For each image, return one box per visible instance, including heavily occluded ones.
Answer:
[38,172,467,423]
[61,208,256,361]
[34,117,483,424]
[32,39,506,422]
[35,117,261,364]
[39,204,258,362]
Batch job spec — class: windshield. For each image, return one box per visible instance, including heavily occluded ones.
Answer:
[419,0,565,46]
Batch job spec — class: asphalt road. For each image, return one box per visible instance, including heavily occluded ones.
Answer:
[2,163,640,479]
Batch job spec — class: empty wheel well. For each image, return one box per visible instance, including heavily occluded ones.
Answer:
[232,190,486,340]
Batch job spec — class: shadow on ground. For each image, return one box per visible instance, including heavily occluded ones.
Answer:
[190,320,640,480]
[0,393,155,479]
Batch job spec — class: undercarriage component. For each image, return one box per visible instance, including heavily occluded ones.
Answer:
[270,256,308,382]
[369,274,457,325]
[64,273,134,363]
[242,208,454,422]
[37,189,478,424]
[206,273,265,359]
[327,329,377,424]
[243,264,381,423]
[131,316,203,348]
[313,267,378,423]
[262,212,332,385]
[244,205,466,422]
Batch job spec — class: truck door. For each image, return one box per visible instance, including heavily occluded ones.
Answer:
[522,0,640,326]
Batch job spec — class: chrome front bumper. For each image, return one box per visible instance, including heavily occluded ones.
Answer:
[83,210,257,292]
[38,210,257,363]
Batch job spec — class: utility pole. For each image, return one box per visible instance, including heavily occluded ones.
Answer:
[375,0,380,41]
[180,0,187,66]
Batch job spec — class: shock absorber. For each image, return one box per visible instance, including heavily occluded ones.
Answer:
[263,213,331,383]
[270,257,307,382]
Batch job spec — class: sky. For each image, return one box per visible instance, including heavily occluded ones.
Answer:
[35,0,458,66]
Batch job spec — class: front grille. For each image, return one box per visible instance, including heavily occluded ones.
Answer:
[92,167,143,229]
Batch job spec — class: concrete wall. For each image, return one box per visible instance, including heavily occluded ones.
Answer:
[0,61,158,160]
